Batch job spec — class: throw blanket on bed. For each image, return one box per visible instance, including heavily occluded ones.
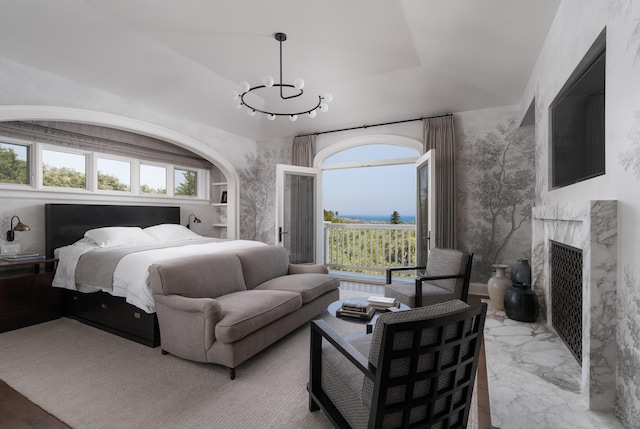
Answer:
[74,238,222,291]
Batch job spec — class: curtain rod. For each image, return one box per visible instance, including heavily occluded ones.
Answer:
[295,113,452,138]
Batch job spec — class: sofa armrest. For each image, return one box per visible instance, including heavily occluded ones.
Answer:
[153,294,223,361]
[154,294,221,315]
[288,263,329,275]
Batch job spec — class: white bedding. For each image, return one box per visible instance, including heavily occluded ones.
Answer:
[53,239,267,313]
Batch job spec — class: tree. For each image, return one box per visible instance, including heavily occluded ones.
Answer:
[459,116,535,281]
[175,170,197,196]
[42,165,86,188]
[140,183,166,194]
[390,211,401,224]
[98,171,130,191]
[324,210,345,223]
[0,146,28,184]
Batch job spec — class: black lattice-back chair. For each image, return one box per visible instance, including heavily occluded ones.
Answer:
[309,300,487,429]
[385,248,473,308]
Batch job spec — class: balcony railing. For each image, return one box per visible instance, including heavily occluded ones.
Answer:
[323,222,417,276]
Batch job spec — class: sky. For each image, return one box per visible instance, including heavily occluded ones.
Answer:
[322,144,418,217]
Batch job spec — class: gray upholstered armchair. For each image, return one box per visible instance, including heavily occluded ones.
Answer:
[308,300,487,429]
[384,248,473,307]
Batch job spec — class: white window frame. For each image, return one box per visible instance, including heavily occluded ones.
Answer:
[0,139,210,202]
[95,153,134,195]
[40,144,91,193]
[0,137,34,189]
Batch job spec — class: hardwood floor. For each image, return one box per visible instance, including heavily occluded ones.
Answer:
[0,380,69,428]
[0,283,492,429]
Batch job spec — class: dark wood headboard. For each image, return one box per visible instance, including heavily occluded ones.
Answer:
[45,204,180,257]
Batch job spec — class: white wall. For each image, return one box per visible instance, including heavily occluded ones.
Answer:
[0,56,259,244]
[520,1,640,426]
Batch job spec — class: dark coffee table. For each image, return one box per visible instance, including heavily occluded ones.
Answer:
[328,296,410,334]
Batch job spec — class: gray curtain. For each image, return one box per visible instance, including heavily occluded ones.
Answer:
[292,135,315,167]
[423,115,456,249]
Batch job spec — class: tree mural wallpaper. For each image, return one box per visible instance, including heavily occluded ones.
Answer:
[617,267,640,429]
[238,145,289,243]
[620,110,640,179]
[457,115,535,282]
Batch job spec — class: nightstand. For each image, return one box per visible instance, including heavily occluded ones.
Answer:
[0,258,60,332]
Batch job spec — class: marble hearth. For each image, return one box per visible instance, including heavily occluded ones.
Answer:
[532,201,617,411]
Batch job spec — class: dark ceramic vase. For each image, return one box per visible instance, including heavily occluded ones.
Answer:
[510,258,532,285]
[504,283,539,322]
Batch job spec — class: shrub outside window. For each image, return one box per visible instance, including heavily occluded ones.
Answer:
[0,142,29,185]
[42,149,86,189]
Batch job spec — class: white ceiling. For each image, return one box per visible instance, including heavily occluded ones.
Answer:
[0,0,560,141]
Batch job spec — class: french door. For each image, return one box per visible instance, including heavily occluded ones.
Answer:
[275,164,321,264]
[416,149,436,268]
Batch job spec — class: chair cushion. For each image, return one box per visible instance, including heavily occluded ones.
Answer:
[321,335,373,429]
[214,290,302,343]
[236,246,290,289]
[384,281,457,308]
[254,273,339,303]
[363,300,470,409]
[425,248,467,292]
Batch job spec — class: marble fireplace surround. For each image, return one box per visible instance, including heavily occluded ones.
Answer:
[532,200,617,412]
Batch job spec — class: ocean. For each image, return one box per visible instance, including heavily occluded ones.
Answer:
[337,214,416,224]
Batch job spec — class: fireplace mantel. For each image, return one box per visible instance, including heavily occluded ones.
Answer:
[532,200,617,412]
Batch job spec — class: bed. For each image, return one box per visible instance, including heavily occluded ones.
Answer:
[45,203,264,347]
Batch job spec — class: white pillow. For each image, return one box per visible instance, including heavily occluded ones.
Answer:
[84,227,158,248]
[144,224,202,242]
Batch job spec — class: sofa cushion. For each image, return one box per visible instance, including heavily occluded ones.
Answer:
[384,281,456,308]
[149,252,246,299]
[254,273,339,304]
[214,289,302,343]
[236,245,290,289]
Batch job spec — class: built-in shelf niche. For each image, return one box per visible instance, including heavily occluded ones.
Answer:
[210,166,228,238]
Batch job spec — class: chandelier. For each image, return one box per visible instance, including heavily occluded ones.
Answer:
[232,32,333,121]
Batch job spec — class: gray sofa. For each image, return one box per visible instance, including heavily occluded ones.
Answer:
[148,245,340,379]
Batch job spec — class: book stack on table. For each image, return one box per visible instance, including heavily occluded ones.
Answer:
[1,253,46,262]
[367,296,400,310]
[337,300,376,320]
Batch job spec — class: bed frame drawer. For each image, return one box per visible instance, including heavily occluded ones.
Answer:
[61,290,160,347]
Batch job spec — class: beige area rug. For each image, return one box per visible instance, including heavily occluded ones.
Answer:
[0,288,478,429]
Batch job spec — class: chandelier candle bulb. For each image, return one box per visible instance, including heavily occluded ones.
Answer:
[263,76,274,87]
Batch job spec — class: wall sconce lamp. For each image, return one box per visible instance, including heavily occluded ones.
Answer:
[6,215,30,241]
[187,214,201,229]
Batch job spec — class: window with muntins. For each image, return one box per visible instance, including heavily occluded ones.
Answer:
[42,149,87,189]
[140,164,167,195]
[0,141,29,185]
[175,168,197,197]
[0,140,208,200]
[97,157,131,192]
